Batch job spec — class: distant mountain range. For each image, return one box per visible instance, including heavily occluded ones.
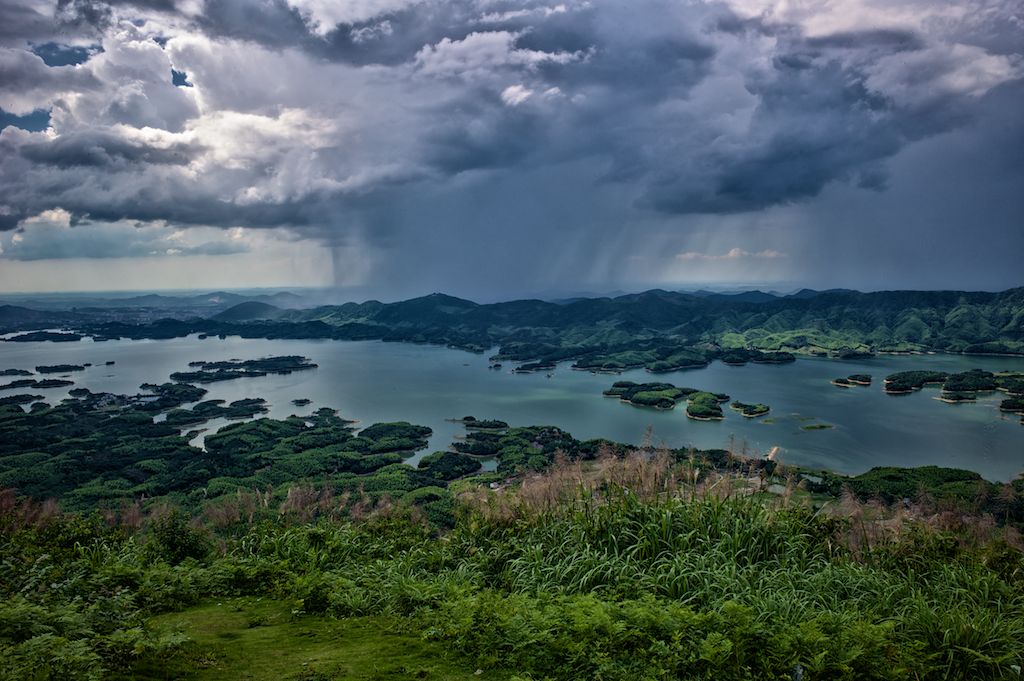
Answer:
[0,291,309,327]
[3,287,1022,363]
[2,290,308,311]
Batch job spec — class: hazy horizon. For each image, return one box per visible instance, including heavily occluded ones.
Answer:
[2,282,1021,310]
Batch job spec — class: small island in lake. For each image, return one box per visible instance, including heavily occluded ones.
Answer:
[938,391,977,404]
[291,398,312,407]
[730,401,770,417]
[603,381,697,409]
[1,368,33,376]
[35,364,86,374]
[170,355,318,383]
[883,370,948,394]
[0,379,34,390]
[6,331,83,343]
[883,369,1022,405]
[457,416,510,430]
[33,379,75,389]
[943,369,998,393]
[686,391,728,421]
[832,374,872,387]
[136,382,209,410]
[1,378,75,390]
[1000,397,1024,413]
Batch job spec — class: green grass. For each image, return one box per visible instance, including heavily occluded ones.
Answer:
[130,599,511,681]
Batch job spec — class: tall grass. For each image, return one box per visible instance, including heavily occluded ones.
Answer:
[3,452,1024,680]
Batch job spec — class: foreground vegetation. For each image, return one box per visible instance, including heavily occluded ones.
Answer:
[3,450,1024,680]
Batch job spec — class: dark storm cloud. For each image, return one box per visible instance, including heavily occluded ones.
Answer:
[0,1,82,46]
[642,50,904,213]
[0,0,1021,294]
[803,29,924,51]
[0,48,101,112]
[19,129,199,167]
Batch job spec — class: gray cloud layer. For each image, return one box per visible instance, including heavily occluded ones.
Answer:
[0,0,1021,294]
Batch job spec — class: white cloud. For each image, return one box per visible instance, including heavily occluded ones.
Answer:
[286,0,421,37]
[350,20,394,43]
[501,84,533,106]
[675,248,786,261]
[478,4,569,24]
[415,31,584,79]
[865,44,1021,106]
[21,208,72,228]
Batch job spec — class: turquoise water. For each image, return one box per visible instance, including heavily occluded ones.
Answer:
[1,335,1022,480]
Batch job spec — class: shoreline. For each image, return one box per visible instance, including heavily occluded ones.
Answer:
[685,412,724,421]
[936,396,976,404]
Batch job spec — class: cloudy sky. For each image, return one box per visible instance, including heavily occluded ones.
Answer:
[0,0,1021,299]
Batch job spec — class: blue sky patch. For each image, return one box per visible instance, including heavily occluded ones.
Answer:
[0,109,51,132]
[30,42,96,66]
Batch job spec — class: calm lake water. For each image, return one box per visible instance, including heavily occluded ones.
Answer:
[2,335,1023,481]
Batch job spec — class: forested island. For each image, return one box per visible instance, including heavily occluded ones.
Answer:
[730,400,771,417]
[35,363,86,374]
[169,355,318,383]
[883,369,1023,415]
[685,391,729,420]
[832,374,872,387]
[4,331,83,342]
[603,380,770,421]
[0,377,75,390]
[603,381,697,409]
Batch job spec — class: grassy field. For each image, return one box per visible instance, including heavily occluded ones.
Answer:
[130,599,511,681]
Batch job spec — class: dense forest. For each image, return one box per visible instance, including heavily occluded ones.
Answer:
[3,288,1023,371]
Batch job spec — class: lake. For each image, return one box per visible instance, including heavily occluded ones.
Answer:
[2,334,1023,481]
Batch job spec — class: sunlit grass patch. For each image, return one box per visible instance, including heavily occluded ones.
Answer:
[133,598,511,681]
